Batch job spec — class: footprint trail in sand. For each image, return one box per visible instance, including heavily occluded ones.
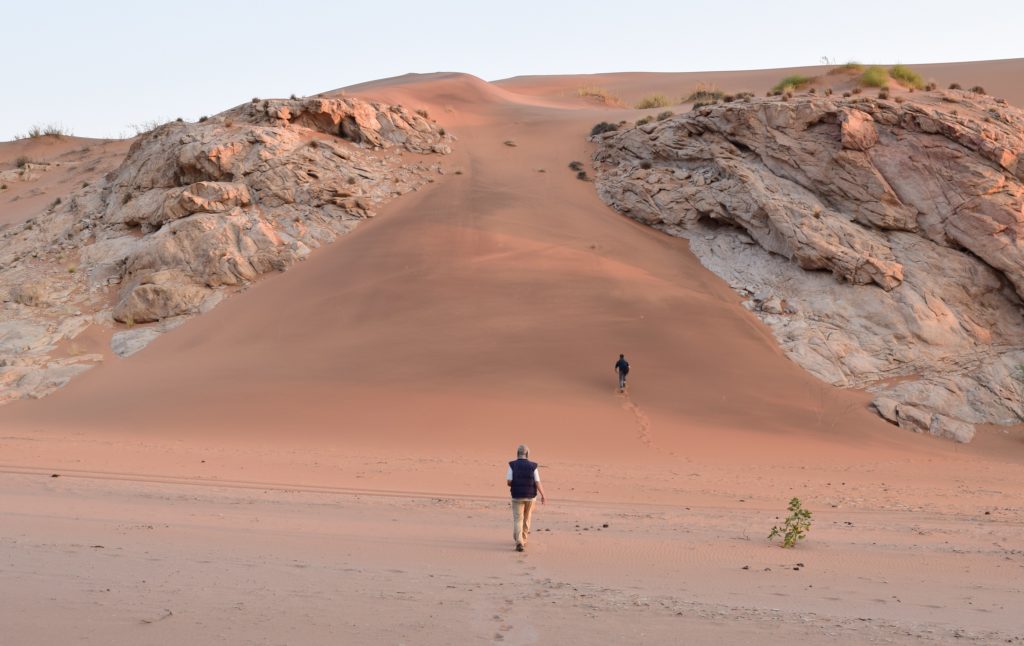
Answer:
[619,390,653,447]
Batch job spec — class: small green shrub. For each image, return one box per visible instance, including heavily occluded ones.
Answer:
[415,108,430,118]
[655,110,674,121]
[576,170,589,181]
[878,88,890,100]
[198,115,208,122]
[949,82,962,90]
[889,65,924,89]
[771,75,813,93]
[924,82,937,91]
[768,498,813,548]
[590,121,619,136]
[684,83,723,103]
[568,161,584,172]
[635,94,671,109]
[290,93,298,100]
[970,85,987,94]
[635,116,654,126]
[15,156,30,168]
[860,66,889,87]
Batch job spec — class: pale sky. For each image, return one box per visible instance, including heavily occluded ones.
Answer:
[1,0,1021,140]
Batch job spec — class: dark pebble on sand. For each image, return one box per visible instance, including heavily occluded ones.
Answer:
[602,523,609,528]
[50,474,60,478]
[741,565,750,570]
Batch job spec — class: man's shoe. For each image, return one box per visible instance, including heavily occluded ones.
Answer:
[515,543,524,552]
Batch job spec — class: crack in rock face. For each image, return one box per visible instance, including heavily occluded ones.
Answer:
[592,91,1024,442]
[0,96,451,404]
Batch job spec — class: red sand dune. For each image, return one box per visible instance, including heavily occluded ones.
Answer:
[2,66,1023,644]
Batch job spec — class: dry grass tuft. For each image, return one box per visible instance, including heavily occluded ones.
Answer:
[684,82,724,103]
[635,94,672,109]
[576,86,625,107]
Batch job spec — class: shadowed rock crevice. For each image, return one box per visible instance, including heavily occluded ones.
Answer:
[592,91,1024,441]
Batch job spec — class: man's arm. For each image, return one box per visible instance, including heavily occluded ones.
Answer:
[536,481,546,504]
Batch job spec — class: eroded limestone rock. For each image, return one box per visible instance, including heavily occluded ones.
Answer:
[0,95,452,403]
[593,91,1024,440]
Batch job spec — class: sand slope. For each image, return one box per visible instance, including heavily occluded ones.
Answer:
[1,72,948,465]
[1,66,1023,644]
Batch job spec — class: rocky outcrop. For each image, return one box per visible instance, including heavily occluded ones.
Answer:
[592,90,1024,441]
[0,96,451,403]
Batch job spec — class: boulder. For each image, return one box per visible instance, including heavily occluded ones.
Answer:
[113,270,211,323]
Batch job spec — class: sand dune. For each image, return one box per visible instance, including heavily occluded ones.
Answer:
[0,71,953,463]
[2,62,1023,644]
[495,58,1024,108]
[0,136,130,227]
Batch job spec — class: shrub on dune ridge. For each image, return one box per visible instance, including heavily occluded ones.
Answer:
[830,61,864,74]
[635,94,671,109]
[576,86,625,107]
[771,75,813,94]
[888,64,924,89]
[860,66,889,87]
[18,124,71,139]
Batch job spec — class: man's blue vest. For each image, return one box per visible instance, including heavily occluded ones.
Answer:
[509,459,538,499]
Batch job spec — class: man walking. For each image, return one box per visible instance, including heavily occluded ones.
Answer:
[614,353,630,391]
[506,444,546,552]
